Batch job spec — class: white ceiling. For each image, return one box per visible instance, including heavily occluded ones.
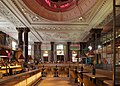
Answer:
[0,0,119,44]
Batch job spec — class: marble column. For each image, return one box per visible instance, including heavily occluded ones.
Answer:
[67,42,71,62]
[24,28,30,63]
[34,42,42,63]
[38,42,42,61]
[51,42,54,62]
[34,42,37,61]
[16,28,24,50]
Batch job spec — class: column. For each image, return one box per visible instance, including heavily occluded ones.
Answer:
[31,44,34,60]
[34,42,42,63]
[16,28,24,50]
[64,44,67,62]
[48,51,51,62]
[67,42,71,62]
[80,42,87,64]
[34,42,37,61]
[51,42,54,62]
[80,42,83,58]
[80,42,87,57]
[54,44,57,62]
[79,42,87,86]
[38,42,42,61]
[24,28,30,64]
[90,28,102,50]
[90,28,102,64]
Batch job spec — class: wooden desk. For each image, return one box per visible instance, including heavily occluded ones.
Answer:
[83,73,109,85]
[103,80,112,86]
[78,71,89,73]
[83,73,108,79]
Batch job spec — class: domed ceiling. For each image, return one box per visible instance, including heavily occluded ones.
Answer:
[22,0,97,21]
[0,0,118,44]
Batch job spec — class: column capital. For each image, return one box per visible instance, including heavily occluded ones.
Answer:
[34,42,42,45]
[79,42,87,45]
[50,42,54,62]
[16,28,24,33]
[67,42,71,62]
[24,27,30,33]
[50,42,54,45]
[79,42,87,50]
[90,28,103,34]
[67,42,71,45]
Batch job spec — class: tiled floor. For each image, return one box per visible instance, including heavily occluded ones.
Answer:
[38,77,77,86]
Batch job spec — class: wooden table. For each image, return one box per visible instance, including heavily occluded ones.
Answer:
[78,71,89,73]
[83,73,109,85]
[77,71,89,86]
[83,73,108,79]
[103,80,112,86]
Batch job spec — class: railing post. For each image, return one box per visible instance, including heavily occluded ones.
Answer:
[74,66,78,83]
[42,65,45,77]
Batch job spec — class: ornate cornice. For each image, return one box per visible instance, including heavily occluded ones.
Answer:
[0,0,24,27]
[97,12,113,27]
[16,27,24,33]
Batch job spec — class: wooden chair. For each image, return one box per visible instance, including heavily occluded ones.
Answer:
[78,74,83,85]
[83,78,96,86]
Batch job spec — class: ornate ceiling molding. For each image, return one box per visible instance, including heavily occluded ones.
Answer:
[33,26,89,32]
[0,0,24,27]
[39,31,84,42]
[0,0,119,43]
[0,0,41,43]
[97,12,113,27]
